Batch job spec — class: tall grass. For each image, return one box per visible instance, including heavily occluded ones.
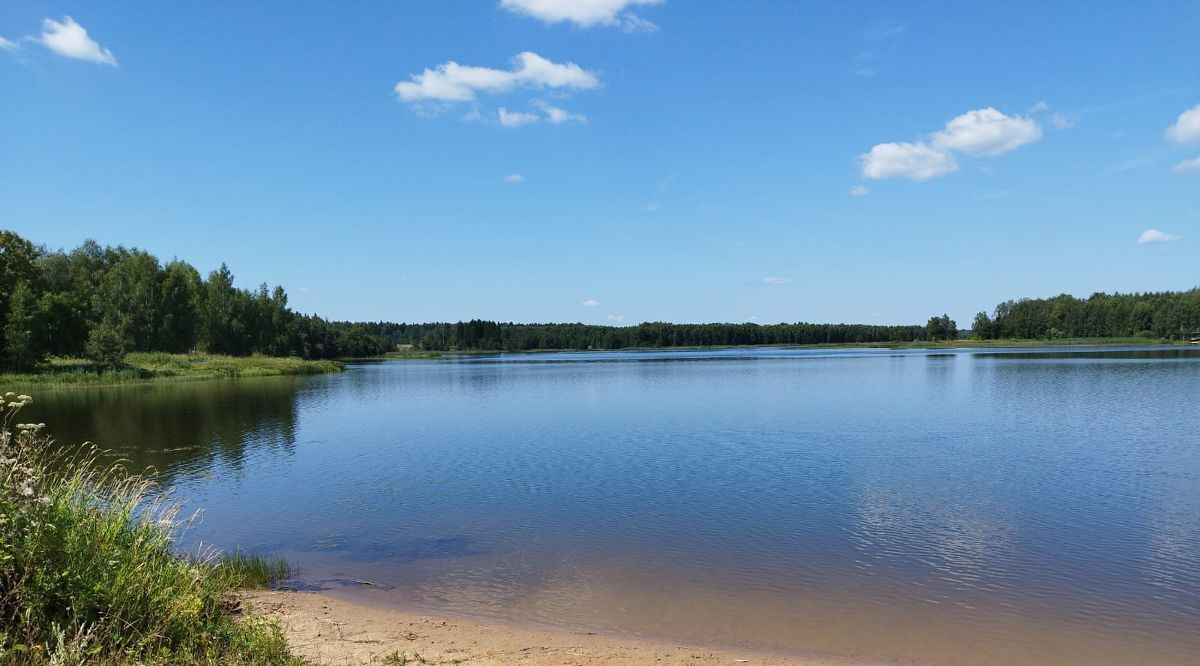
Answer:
[0,393,305,664]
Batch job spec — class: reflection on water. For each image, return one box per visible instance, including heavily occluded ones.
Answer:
[27,378,300,485]
[29,347,1200,665]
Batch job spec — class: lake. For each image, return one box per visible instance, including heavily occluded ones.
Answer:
[26,347,1200,665]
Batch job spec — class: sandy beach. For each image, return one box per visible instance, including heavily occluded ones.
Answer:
[242,590,876,666]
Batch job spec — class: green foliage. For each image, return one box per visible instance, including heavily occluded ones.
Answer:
[215,552,294,590]
[85,319,130,369]
[2,282,43,372]
[0,231,41,360]
[970,311,993,340]
[0,230,390,373]
[925,314,958,342]
[378,319,929,352]
[158,261,202,353]
[986,290,1200,340]
[0,394,306,664]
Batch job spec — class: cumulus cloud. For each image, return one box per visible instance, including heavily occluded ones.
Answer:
[860,141,958,181]
[930,108,1042,156]
[1137,229,1181,244]
[504,173,525,183]
[1173,156,1200,173]
[582,299,600,307]
[500,0,663,31]
[1165,103,1200,144]
[39,17,117,66]
[395,52,599,103]
[762,277,793,285]
[850,185,870,196]
[498,107,539,127]
[860,107,1041,180]
[0,36,18,52]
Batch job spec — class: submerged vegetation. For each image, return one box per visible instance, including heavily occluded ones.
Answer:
[0,393,303,664]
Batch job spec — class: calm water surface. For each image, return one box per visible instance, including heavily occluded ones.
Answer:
[29,347,1200,665]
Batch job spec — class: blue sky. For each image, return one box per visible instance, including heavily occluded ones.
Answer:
[3,1,1198,326]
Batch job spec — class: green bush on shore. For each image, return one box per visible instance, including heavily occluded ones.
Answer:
[0,392,305,664]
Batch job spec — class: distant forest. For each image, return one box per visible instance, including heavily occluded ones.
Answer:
[1,230,1198,371]
[973,290,1200,341]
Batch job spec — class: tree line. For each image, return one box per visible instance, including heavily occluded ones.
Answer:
[4,230,1199,372]
[0,231,392,371]
[350,319,929,352]
[971,290,1200,340]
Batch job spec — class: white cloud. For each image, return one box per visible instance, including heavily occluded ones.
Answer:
[1137,229,1181,244]
[395,52,599,103]
[762,276,792,285]
[861,107,1042,180]
[931,108,1042,156]
[1028,101,1051,113]
[1173,156,1200,173]
[859,141,958,181]
[0,36,18,52]
[535,100,588,124]
[606,314,625,323]
[500,0,663,30]
[617,14,659,33]
[850,185,870,196]
[39,17,117,66]
[504,173,525,183]
[582,299,600,307]
[1165,103,1200,144]
[498,107,539,127]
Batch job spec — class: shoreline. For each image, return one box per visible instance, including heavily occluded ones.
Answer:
[1,353,344,389]
[243,589,877,666]
[9,340,1183,389]
[362,338,1189,360]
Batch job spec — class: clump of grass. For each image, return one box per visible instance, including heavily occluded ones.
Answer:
[0,392,306,664]
[215,552,294,590]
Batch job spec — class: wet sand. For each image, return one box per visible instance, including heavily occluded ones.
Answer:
[242,590,879,666]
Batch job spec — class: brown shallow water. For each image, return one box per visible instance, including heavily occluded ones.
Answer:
[28,347,1200,664]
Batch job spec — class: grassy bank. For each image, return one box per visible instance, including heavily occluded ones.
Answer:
[0,353,343,388]
[0,393,305,664]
